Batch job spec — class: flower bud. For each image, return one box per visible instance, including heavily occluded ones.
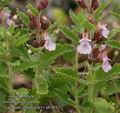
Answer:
[32,40,39,48]
[93,32,104,42]
[91,48,100,60]
[37,0,48,11]
[75,0,87,9]
[29,18,37,29]
[91,0,99,11]
[40,15,50,30]
[87,15,94,24]
[27,11,37,29]
[28,49,32,54]
[28,38,45,48]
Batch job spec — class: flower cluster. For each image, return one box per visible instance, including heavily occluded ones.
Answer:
[76,0,111,73]
[27,0,56,52]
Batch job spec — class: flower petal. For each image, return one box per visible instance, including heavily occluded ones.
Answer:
[99,44,106,52]
[102,60,112,73]
[101,28,109,38]
[77,40,92,54]
[44,35,56,51]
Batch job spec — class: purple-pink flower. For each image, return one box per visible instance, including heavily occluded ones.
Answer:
[98,23,109,38]
[100,52,112,73]
[5,13,15,26]
[99,44,106,52]
[0,12,15,26]
[77,34,92,54]
[44,35,56,51]
[102,60,112,73]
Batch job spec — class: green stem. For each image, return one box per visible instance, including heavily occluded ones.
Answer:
[88,84,94,113]
[87,61,94,113]
[74,50,81,113]
[35,48,42,78]
[88,84,94,103]
[88,72,94,113]
[75,50,79,72]
[6,42,15,113]
[35,11,42,79]
[75,95,81,113]
[112,79,120,106]
[7,60,13,93]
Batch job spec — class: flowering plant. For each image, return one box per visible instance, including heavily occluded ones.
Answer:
[0,0,120,113]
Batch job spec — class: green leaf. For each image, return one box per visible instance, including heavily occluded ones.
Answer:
[110,12,120,20]
[48,21,58,33]
[108,28,120,39]
[77,11,87,24]
[54,67,77,77]
[8,25,14,35]
[94,3,106,20]
[16,61,39,71]
[27,3,39,16]
[14,35,29,47]
[34,77,49,95]
[94,0,111,20]
[69,10,86,31]
[83,21,95,30]
[106,40,120,49]
[0,63,7,76]
[2,7,11,14]
[16,88,29,95]
[63,50,75,64]
[11,47,30,61]
[59,26,79,44]
[48,76,74,106]
[69,10,80,25]
[53,67,87,85]
[39,44,73,68]
[0,0,11,5]
[0,88,9,112]
[104,79,120,95]
[0,76,9,93]
[69,10,86,24]
[93,98,115,113]
[11,60,21,67]
[48,76,68,92]
[12,35,29,47]
[17,11,30,26]
[25,110,37,113]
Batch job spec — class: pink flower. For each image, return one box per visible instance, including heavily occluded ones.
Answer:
[102,60,112,73]
[98,23,109,38]
[101,52,112,73]
[2,12,15,26]
[6,17,15,26]
[44,35,56,51]
[99,44,106,52]
[77,34,92,54]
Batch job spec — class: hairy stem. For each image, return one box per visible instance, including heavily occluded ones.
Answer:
[6,41,15,113]
[74,50,81,113]
[35,11,42,78]
[75,50,79,72]
[75,95,81,113]
[88,84,94,103]
[112,79,120,107]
